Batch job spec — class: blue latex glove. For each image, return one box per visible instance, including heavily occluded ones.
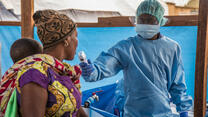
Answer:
[79,59,94,77]
[180,112,188,117]
[114,107,120,117]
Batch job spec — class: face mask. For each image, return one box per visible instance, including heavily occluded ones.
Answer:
[136,24,160,39]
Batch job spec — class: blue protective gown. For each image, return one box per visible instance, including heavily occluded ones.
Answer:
[84,35,193,117]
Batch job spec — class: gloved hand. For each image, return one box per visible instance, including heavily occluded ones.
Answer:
[79,59,94,78]
[180,112,188,117]
[113,107,120,117]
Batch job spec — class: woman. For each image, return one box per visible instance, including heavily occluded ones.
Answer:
[1,10,87,117]
[19,10,88,117]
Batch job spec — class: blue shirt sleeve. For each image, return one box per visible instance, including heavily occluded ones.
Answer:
[83,40,130,82]
[169,45,193,112]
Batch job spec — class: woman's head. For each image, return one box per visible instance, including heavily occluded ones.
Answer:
[33,10,78,60]
[63,29,78,60]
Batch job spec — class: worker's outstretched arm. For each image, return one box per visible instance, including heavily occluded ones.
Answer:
[80,40,129,82]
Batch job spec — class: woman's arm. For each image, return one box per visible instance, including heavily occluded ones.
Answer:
[21,82,48,117]
[76,107,88,117]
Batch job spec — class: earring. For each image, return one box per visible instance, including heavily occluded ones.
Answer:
[64,42,69,47]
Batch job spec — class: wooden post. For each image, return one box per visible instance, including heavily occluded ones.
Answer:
[21,0,34,38]
[0,43,1,78]
[194,0,208,116]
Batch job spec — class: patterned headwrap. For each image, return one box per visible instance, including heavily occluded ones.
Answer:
[33,10,76,49]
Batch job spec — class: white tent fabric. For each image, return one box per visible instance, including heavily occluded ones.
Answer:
[0,1,19,21]
[59,9,121,23]
[163,0,190,6]
[1,0,175,16]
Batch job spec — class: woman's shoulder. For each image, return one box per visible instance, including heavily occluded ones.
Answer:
[16,61,50,92]
[17,61,49,78]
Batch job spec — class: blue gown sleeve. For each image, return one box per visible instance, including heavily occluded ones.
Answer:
[83,40,129,82]
[114,79,125,112]
[169,45,193,112]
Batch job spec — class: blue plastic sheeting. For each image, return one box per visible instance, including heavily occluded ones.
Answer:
[0,26,21,75]
[83,106,117,117]
[88,106,117,117]
[0,26,197,100]
[82,83,117,114]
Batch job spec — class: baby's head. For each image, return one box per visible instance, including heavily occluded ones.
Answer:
[10,38,43,63]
